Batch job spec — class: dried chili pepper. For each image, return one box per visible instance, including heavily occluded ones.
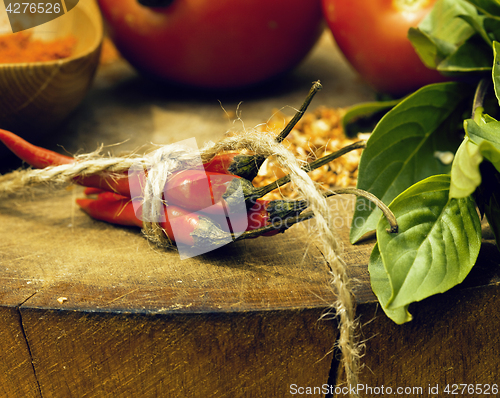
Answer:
[1,128,367,219]
[76,192,140,227]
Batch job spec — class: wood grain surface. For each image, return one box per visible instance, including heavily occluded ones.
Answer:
[0,189,360,397]
[1,29,500,397]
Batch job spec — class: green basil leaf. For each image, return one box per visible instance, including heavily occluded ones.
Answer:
[449,137,483,198]
[341,99,401,137]
[409,0,479,69]
[408,28,448,70]
[368,243,412,324]
[493,41,500,104]
[377,175,482,310]
[350,82,471,243]
[437,34,493,72]
[465,117,500,171]
[458,14,492,46]
[465,0,500,16]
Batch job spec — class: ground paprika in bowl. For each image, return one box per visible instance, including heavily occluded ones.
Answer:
[0,31,77,64]
[0,0,103,169]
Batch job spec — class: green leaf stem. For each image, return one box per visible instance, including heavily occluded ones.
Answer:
[476,161,500,248]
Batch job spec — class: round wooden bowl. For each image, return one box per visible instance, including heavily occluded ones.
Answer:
[0,0,103,136]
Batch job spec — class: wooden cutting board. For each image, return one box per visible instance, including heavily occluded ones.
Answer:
[1,32,500,397]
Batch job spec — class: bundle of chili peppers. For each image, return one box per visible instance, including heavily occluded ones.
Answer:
[0,82,397,253]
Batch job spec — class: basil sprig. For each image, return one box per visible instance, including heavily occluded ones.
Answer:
[354,0,500,323]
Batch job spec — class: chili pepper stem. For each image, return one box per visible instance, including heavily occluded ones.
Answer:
[234,211,315,240]
[227,81,322,180]
[252,140,367,199]
[323,187,398,233]
[275,80,323,144]
[235,187,398,240]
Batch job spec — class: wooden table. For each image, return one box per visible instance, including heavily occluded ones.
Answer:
[1,32,500,398]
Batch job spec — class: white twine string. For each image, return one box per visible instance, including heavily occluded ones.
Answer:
[0,130,361,394]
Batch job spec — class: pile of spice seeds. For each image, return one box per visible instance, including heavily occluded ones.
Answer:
[252,106,368,200]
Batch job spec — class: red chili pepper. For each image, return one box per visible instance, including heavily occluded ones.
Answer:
[0,128,146,196]
[0,129,260,203]
[202,152,239,174]
[176,197,307,238]
[164,170,240,214]
[76,171,143,197]
[0,129,255,212]
[83,187,108,196]
[2,128,366,221]
[1,128,357,222]
[164,169,296,217]
[96,143,366,215]
[81,169,253,216]
[76,191,233,247]
[0,129,73,169]
[76,192,141,227]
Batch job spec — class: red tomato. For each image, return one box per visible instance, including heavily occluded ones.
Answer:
[322,0,447,97]
[97,0,324,89]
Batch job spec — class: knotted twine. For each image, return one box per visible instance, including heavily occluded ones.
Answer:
[0,130,362,395]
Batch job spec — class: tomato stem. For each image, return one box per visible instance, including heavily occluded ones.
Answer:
[137,0,175,8]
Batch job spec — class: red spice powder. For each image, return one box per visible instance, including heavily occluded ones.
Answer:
[0,31,77,64]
